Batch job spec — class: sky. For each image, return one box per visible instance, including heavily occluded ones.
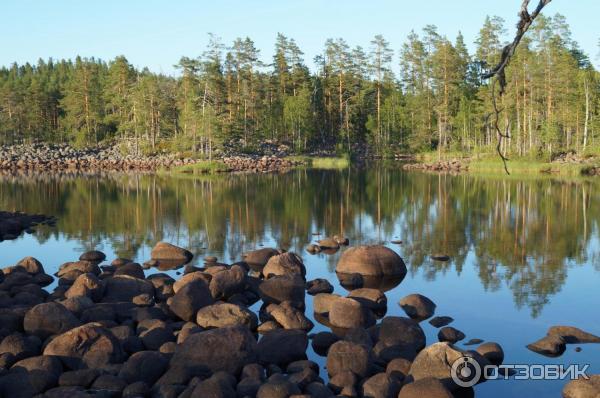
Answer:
[2,0,599,75]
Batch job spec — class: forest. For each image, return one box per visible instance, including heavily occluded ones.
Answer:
[0,13,598,159]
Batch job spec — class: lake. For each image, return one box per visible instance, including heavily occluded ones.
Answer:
[1,167,599,397]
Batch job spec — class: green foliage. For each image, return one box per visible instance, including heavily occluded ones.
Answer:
[0,15,598,158]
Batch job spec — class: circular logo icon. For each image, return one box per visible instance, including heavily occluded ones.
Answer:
[451,356,482,388]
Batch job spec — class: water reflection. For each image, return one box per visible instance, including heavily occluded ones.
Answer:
[0,168,598,317]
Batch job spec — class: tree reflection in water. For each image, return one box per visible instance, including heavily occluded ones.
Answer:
[0,168,597,317]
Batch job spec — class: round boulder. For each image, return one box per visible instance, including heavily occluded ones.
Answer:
[24,302,81,340]
[43,322,125,370]
[150,242,193,262]
[197,303,258,330]
[399,294,436,320]
[336,245,407,277]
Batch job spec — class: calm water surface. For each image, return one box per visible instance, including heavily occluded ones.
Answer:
[1,167,599,397]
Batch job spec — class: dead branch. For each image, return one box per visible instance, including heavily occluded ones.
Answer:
[483,0,553,174]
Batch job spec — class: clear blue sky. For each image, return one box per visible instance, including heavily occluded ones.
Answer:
[2,0,598,75]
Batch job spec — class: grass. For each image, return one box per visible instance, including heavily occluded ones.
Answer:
[287,155,350,169]
[166,160,229,175]
[413,151,599,177]
[467,157,590,177]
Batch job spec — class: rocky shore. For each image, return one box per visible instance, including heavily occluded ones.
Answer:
[0,144,304,174]
[0,211,55,241]
[0,241,596,397]
[402,160,468,173]
[223,156,303,173]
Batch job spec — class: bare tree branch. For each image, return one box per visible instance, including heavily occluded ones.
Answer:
[482,0,553,174]
[484,0,553,95]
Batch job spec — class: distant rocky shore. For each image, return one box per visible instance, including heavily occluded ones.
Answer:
[0,240,598,397]
[402,159,468,173]
[0,211,55,241]
[0,144,304,174]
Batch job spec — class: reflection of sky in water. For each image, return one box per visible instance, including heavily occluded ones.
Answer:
[1,170,599,397]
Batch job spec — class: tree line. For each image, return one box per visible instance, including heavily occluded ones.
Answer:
[0,14,598,158]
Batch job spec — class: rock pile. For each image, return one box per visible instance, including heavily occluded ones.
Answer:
[402,160,468,173]
[223,155,303,173]
[1,241,595,397]
[0,144,200,172]
[0,144,305,174]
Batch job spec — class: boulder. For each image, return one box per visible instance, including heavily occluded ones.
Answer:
[399,294,436,320]
[209,265,246,299]
[379,317,426,353]
[547,326,600,344]
[114,262,145,279]
[398,377,453,398]
[266,301,313,331]
[329,297,375,329]
[168,279,214,321]
[348,288,387,313]
[91,374,127,395]
[242,248,281,268]
[43,322,125,369]
[58,368,101,387]
[336,245,407,277]
[11,355,63,394]
[118,351,168,385]
[150,242,193,262]
[429,316,454,328]
[527,335,566,357]
[311,331,339,356]
[475,342,504,366]
[196,302,258,330]
[317,237,340,249]
[258,329,308,368]
[437,327,465,344]
[24,302,81,340]
[169,325,258,376]
[57,261,101,282]
[137,319,174,350]
[16,257,44,275]
[306,279,333,295]
[102,275,154,302]
[326,340,372,378]
[362,372,402,398]
[79,250,106,263]
[256,378,302,398]
[313,293,342,315]
[328,370,357,396]
[408,342,479,386]
[562,375,600,398]
[263,252,305,279]
[65,273,103,302]
[259,275,305,307]
[172,271,211,294]
[0,333,40,362]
